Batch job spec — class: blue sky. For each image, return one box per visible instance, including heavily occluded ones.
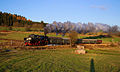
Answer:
[0,0,120,26]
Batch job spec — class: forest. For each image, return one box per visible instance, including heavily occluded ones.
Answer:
[0,11,47,29]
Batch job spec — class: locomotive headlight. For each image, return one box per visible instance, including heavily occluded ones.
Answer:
[26,38,32,40]
[28,38,32,40]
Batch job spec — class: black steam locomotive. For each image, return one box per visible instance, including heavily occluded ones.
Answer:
[24,34,50,46]
[24,34,102,46]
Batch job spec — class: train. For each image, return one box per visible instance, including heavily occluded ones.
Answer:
[24,34,102,46]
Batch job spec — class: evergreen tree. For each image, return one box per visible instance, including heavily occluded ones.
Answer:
[0,11,2,25]
[0,11,47,28]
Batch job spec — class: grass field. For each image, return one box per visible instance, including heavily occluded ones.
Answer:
[0,26,26,32]
[0,47,120,72]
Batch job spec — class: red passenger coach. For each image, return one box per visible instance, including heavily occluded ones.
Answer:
[97,40,102,44]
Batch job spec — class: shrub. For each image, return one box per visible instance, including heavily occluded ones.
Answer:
[69,31,78,47]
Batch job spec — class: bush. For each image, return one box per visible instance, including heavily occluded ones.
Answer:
[69,31,78,47]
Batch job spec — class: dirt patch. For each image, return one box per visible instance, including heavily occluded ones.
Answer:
[79,44,110,47]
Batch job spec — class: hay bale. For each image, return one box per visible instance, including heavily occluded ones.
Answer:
[75,45,86,54]
[75,49,86,54]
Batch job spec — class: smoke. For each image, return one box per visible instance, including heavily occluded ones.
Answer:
[44,21,119,36]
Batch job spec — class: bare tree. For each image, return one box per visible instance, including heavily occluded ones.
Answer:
[44,21,115,36]
[108,25,119,34]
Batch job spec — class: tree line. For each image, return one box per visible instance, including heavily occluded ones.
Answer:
[0,11,47,29]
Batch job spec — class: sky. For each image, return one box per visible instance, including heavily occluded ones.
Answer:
[0,0,120,26]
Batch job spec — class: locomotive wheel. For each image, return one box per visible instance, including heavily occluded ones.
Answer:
[45,41,48,45]
[25,44,29,46]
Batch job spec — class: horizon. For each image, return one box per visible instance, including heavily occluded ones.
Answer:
[0,0,120,26]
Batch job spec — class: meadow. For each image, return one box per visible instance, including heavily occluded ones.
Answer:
[0,47,120,72]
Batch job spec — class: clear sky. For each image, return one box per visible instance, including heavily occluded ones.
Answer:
[0,0,120,26]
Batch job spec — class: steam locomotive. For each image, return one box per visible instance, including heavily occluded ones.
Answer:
[24,34,50,46]
[24,34,102,46]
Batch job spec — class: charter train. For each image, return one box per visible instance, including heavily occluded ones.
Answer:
[24,34,102,46]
